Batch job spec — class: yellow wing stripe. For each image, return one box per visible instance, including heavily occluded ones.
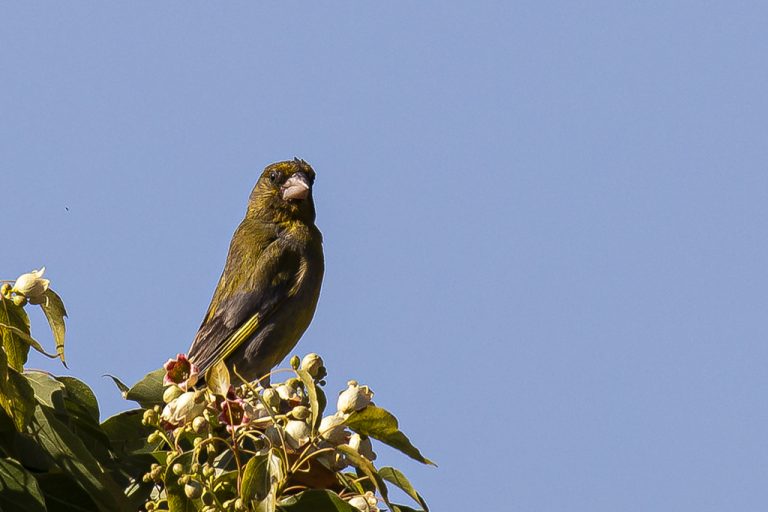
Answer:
[217,313,260,363]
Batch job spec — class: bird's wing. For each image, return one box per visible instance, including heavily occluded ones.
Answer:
[187,239,302,377]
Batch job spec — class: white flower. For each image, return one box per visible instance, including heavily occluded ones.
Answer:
[161,391,205,426]
[319,413,349,445]
[348,433,376,461]
[348,492,379,512]
[12,267,50,303]
[284,420,311,449]
[337,381,373,414]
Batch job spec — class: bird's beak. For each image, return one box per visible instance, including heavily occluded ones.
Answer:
[281,172,311,201]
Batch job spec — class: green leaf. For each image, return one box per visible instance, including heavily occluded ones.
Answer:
[0,458,47,512]
[30,404,131,511]
[241,453,270,502]
[0,369,36,430]
[103,374,130,398]
[390,505,424,512]
[379,467,429,511]
[0,297,31,371]
[56,376,99,423]
[101,409,152,455]
[336,444,391,506]
[165,451,198,512]
[25,370,65,410]
[278,490,359,512]
[0,322,59,360]
[206,359,230,396]
[36,473,99,512]
[125,368,165,408]
[344,406,435,465]
[39,289,67,366]
[296,369,321,431]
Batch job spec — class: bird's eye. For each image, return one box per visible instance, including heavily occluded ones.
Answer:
[269,171,278,183]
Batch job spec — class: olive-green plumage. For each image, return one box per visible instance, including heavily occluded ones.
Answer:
[188,159,324,383]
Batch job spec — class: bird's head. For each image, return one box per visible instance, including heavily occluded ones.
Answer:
[248,158,317,224]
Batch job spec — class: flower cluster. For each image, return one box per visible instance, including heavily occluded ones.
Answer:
[137,353,405,512]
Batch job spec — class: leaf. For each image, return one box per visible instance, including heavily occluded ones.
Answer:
[336,444,390,506]
[0,322,59,360]
[39,289,67,366]
[296,369,321,431]
[390,505,424,512]
[25,370,65,410]
[344,406,435,465]
[0,458,47,512]
[36,473,99,512]
[57,376,99,423]
[125,368,165,408]
[101,409,152,455]
[30,404,131,511]
[165,451,197,512]
[103,374,130,398]
[241,453,270,502]
[379,467,429,511]
[206,359,230,396]
[0,369,36,430]
[278,489,359,512]
[0,297,32,371]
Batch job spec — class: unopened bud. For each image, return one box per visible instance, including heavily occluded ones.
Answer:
[11,294,27,307]
[262,388,280,408]
[300,353,325,378]
[11,268,49,302]
[290,355,300,369]
[192,416,208,433]
[184,480,203,499]
[163,385,184,404]
[291,405,310,420]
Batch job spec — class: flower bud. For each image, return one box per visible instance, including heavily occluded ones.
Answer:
[172,463,184,476]
[290,355,300,369]
[290,405,310,420]
[275,383,298,401]
[284,420,311,449]
[262,388,280,408]
[161,391,206,426]
[348,492,379,512]
[184,480,203,499]
[192,416,208,433]
[163,385,184,404]
[11,268,49,302]
[337,381,373,414]
[0,283,11,298]
[319,414,348,445]
[300,353,325,378]
[142,409,158,425]
[348,433,376,461]
[11,295,27,307]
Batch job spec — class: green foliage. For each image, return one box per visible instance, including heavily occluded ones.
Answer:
[0,269,432,511]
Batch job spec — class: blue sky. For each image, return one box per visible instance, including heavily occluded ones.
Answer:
[2,2,768,510]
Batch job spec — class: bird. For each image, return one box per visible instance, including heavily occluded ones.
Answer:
[187,158,324,384]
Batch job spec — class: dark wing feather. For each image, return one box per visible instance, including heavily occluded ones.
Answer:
[188,239,300,376]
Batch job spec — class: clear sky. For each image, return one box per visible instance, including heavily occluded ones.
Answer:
[2,2,767,511]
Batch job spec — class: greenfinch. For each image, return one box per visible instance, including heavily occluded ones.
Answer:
[187,159,324,384]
